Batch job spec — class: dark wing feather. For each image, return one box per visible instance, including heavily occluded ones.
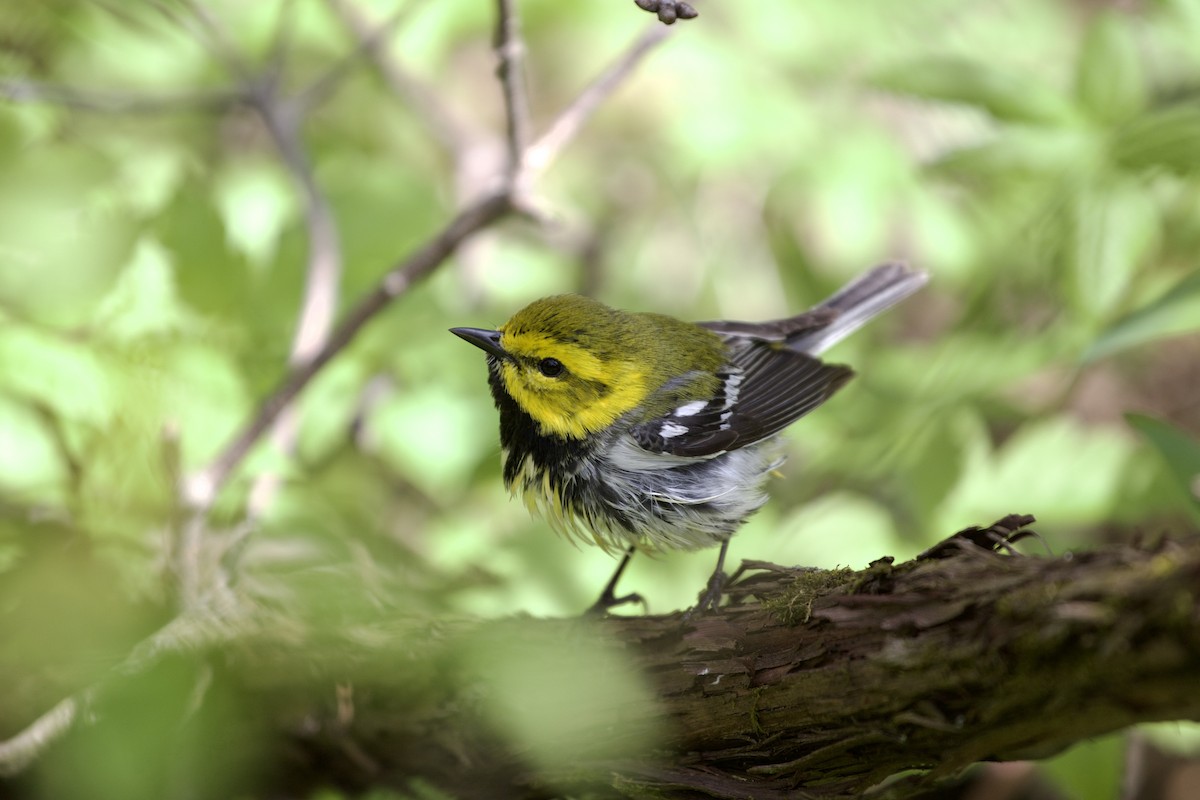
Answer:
[630,344,853,458]
[721,345,854,446]
[632,263,925,458]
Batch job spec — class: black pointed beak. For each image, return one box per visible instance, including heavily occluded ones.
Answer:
[450,327,510,361]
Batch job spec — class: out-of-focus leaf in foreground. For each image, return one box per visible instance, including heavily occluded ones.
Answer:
[1085,270,1200,362]
[460,623,665,777]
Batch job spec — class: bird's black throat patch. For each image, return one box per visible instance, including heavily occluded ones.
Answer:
[484,360,641,537]
[486,365,592,487]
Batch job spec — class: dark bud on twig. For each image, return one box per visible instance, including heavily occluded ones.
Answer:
[634,0,698,25]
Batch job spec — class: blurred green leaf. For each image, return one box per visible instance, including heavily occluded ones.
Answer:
[297,356,370,464]
[371,386,493,499]
[108,341,249,468]
[155,177,256,325]
[1085,269,1200,360]
[1112,105,1200,175]
[776,493,903,569]
[802,129,917,268]
[92,237,203,341]
[1126,414,1200,509]
[940,415,1137,528]
[110,142,192,218]
[931,127,1101,181]
[0,393,69,503]
[0,531,162,686]
[391,0,491,69]
[152,343,250,467]
[901,407,984,523]
[35,656,264,800]
[213,158,296,272]
[0,324,116,428]
[469,238,579,305]
[68,341,247,560]
[1069,180,1159,319]
[652,32,815,168]
[58,3,209,90]
[1042,733,1125,800]
[876,335,1050,404]
[1075,13,1145,123]
[1140,721,1200,755]
[874,57,1076,124]
[763,199,821,299]
[0,144,137,326]
[462,623,664,773]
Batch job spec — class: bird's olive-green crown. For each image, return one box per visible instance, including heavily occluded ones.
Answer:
[495,294,726,440]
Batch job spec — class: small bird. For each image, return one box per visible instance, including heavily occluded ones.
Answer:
[452,262,927,613]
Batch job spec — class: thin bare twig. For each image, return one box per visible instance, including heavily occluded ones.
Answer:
[0,696,81,777]
[261,108,342,371]
[322,0,473,157]
[0,79,241,113]
[147,0,347,569]
[265,0,301,79]
[89,0,180,36]
[183,189,514,508]
[0,605,252,775]
[301,0,431,114]
[523,24,672,182]
[242,92,343,518]
[175,0,255,79]
[494,0,532,182]
[144,0,200,38]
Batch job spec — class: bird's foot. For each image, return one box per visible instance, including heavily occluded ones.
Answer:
[685,570,726,619]
[584,589,647,617]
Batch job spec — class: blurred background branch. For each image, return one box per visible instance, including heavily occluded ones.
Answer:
[493,0,531,184]
[0,78,241,112]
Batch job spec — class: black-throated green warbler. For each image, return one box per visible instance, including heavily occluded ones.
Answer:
[452,262,927,613]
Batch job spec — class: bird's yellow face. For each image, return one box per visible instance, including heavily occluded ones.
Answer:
[494,325,651,440]
[454,293,726,441]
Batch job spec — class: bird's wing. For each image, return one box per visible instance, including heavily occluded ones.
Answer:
[630,344,854,458]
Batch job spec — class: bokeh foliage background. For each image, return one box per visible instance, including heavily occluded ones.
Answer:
[2,0,1200,797]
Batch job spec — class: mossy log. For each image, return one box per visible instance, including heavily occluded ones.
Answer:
[218,517,1200,799]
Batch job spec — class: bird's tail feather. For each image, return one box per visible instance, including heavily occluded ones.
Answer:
[790,262,928,355]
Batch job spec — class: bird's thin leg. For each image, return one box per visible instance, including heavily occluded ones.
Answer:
[586,546,646,615]
[695,540,730,613]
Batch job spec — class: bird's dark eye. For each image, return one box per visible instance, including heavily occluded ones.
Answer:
[537,358,565,377]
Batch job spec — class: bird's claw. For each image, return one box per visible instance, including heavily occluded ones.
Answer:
[584,590,647,617]
[684,570,726,619]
